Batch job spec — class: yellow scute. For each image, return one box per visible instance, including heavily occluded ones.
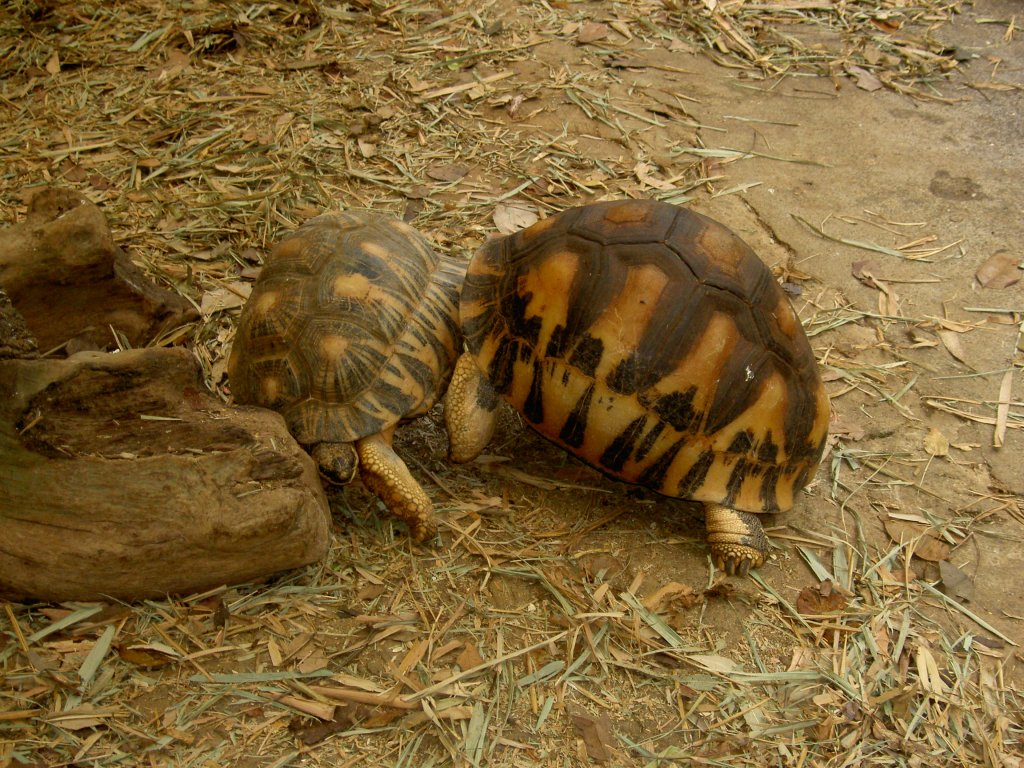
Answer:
[259,376,284,406]
[711,371,788,455]
[253,290,281,316]
[333,274,385,303]
[653,312,738,417]
[359,240,390,260]
[587,264,669,369]
[320,335,349,361]
[518,250,576,352]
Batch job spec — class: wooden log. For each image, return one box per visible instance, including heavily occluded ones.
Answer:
[0,287,37,360]
[0,347,331,602]
[0,187,197,352]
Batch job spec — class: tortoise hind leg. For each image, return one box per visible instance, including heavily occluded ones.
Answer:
[444,352,498,463]
[356,427,437,543]
[704,504,768,576]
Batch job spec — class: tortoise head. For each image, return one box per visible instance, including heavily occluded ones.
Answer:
[310,442,358,485]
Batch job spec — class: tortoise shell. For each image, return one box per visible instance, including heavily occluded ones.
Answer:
[228,211,463,446]
[459,199,829,515]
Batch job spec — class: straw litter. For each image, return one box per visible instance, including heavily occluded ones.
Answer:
[2,0,1022,766]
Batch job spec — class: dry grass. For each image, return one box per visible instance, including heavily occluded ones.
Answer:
[2,0,1023,766]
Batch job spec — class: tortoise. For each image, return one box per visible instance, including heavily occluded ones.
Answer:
[228,211,467,542]
[444,199,830,574]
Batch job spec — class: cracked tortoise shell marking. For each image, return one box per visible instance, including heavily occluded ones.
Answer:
[446,199,829,574]
[228,211,465,542]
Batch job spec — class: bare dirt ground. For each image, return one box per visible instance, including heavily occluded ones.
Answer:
[1,1,1023,766]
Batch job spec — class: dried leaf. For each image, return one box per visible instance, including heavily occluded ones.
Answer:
[642,581,697,612]
[355,584,385,603]
[937,560,975,602]
[883,519,951,562]
[46,51,61,76]
[688,654,738,673]
[994,369,1013,448]
[357,138,376,158]
[878,283,900,316]
[975,250,1020,288]
[566,702,614,763]
[200,282,251,316]
[293,709,361,745]
[830,418,865,441]
[153,49,190,80]
[116,642,180,669]
[493,202,538,234]
[426,162,470,182]
[851,259,881,288]
[848,65,883,91]
[577,21,610,45]
[456,642,484,671]
[796,585,848,615]
[42,705,112,731]
[937,329,969,364]
[633,161,675,190]
[923,427,949,457]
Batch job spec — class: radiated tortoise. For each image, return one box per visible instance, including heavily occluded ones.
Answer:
[444,199,830,574]
[229,211,467,542]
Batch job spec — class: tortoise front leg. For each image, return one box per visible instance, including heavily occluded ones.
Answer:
[356,427,436,543]
[704,504,768,576]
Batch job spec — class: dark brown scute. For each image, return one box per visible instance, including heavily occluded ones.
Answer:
[599,415,647,472]
[559,383,594,448]
[523,360,546,424]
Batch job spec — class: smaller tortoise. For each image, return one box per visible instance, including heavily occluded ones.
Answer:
[445,199,829,574]
[229,211,467,541]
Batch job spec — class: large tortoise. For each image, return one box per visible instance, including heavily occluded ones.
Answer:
[445,199,830,574]
[229,211,466,542]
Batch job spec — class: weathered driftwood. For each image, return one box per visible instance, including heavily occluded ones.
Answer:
[0,187,196,352]
[0,287,37,360]
[0,347,331,602]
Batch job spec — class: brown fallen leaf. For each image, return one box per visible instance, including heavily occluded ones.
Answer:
[796,582,849,644]
[357,138,376,158]
[42,705,113,731]
[937,329,969,365]
[937,560,974,602]
[847,65,883,91]
[566,702,615,763]
[642,581,698,612]
[877,281,900,316]
[975,250,1021,288]
[923,427,949,457]
[994,369,1013,448]
[292,707,364,745]
[116,642,180,669]
[493,201,538,234]
[884,519,951,562]
[200,282,252,317]
[829,417,866,441]
[851,259,882,288]
[403,197,425,222]
[796,583,848,616]
[426,162,470,182]
[152,49,190,80]
[577,21,610,45]
[456,642,484,671]
[633,161,675,191]
[60,158,89,183]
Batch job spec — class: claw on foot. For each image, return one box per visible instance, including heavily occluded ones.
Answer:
[705,504,768,577]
